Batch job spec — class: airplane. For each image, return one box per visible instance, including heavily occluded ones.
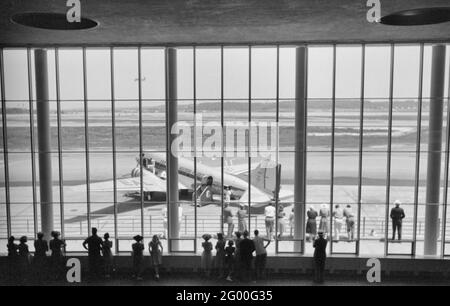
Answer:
[73,152,294,217]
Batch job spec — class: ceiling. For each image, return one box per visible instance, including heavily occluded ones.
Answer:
[0,0,449,46]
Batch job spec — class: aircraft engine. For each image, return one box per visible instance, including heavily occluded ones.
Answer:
[131,166,140,177]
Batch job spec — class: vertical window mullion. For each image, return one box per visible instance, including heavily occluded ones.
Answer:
[27,48,38,238]
[385,44,395,256]
[138,47,144,237]
[221,46,224,235]
[440,44,450,257]
[413,44,425,257]
[275,45,280,254]
[82,47,91,232]
[248,46,252,234]
[55,48,65,238]
[0,48,11,238]
[193,46,198,253]
[357,44,366,255]
[330,45,336,253]
[110,47,118,253]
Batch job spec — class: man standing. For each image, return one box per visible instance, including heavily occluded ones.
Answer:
[313,230,327,284]
[223,203,235,238]
[343,205,355,241]
[237,204,248,233]
[333,204,344,241]
[83,227,104,280]
[253,230,270,281]
[238,230,255,282]
[390,200,405,241]
[264,202,276,240]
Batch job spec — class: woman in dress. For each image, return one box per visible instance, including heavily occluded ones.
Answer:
[306,206,318,242]
[201,234,213,278]
[215,233,226,279]
[132,235,145,280]
[149,234,163,280]
[49,231,66,280]
[102,233,114,278]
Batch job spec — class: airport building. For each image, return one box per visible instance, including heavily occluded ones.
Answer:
[1,0,450,279]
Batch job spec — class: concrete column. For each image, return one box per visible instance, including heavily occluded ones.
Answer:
[35,49,54,240]
[424,45,446,256]
[167,48,179,250]
[294,46,307,251]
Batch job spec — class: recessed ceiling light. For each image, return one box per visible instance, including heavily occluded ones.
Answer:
[11,12,98,30]
[379,7,450,26]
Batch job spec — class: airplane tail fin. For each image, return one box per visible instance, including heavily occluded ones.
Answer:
[250,157,281,198]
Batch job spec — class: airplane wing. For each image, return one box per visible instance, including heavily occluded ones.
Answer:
[70,170,187,194]
[224,162,264,176]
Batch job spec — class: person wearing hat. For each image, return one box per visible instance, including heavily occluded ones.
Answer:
[201,234,213,278]
[132,235,145,280]
[313,230,328,284]
[390,200,405,241]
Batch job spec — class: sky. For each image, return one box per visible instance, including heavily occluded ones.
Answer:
[1,45,450,110]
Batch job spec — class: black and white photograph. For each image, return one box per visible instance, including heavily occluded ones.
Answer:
[0,0,450,292]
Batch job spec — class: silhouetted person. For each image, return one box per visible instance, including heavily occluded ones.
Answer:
[149,234,163,280]
[132,235,145,280]
[18,236,31,283]
[253,230,270,281]
[83,227,104,280]
[49,231,66,280]
[7,236,18,283]
[239,230,255,282]
[313,231,327,284]
[233,231,243,281]
[390,200,405,241]
[225,240,235,282]
[102,233,113,278]
[215,233,226,279]
[33,232,49,280]
[201,234,213,278]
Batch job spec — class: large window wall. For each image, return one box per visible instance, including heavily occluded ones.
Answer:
[0,44,449,257]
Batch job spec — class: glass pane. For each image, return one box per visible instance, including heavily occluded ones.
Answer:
[336,46,362,99]
[251,47,277,100]
[3,49,29,101]
[141,48,165,101]
[308,46,333,99]
[224,47,249,99]
[113,48,138,100]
